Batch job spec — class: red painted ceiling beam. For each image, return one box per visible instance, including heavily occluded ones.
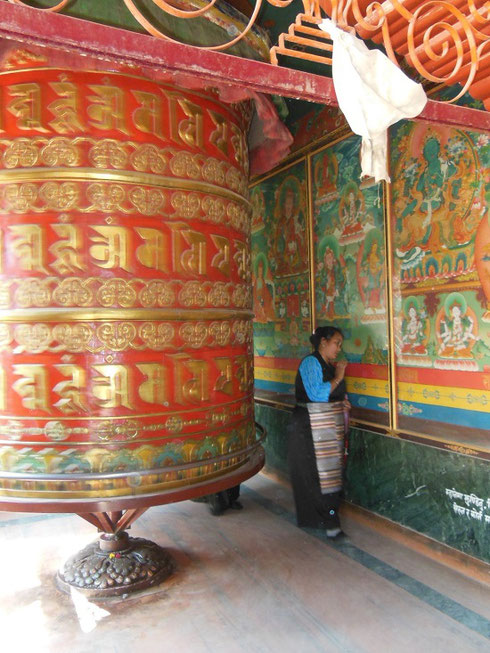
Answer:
[0,2,338,104]
[418,100,490,133]
[0,2,488,132]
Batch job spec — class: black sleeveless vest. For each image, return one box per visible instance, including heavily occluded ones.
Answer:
[295,351,346,403]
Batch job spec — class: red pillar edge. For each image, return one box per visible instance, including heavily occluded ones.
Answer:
[0,3,488,130]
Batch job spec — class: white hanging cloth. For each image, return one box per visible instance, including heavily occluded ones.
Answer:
[319,18,427,183]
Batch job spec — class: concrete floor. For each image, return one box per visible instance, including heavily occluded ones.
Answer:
[0,473,489,653]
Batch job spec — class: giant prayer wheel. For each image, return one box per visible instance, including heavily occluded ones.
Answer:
[0,63,264,594]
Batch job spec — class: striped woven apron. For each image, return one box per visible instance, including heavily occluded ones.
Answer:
[306,401,345,494]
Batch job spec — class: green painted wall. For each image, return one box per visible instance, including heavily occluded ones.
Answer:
[345,428,490,562]
[255,402,291,477]
[256,402,490,563]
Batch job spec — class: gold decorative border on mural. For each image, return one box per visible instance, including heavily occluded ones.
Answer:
[350,418,388,430]
[249,154,308,190]
[399,280,482,294]
[444,444,481,457]
[388,426,489,458]
[307,131,358,162]
[348,422,489,459]
[251,128,354,186]
[262,125,353,180]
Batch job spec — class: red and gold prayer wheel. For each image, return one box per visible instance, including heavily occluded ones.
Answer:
[0,63,263,514]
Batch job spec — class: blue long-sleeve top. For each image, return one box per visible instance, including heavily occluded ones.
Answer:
[298,355,333,402]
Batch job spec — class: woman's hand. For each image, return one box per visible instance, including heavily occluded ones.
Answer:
[334,359,348,382]
[343,396,351,410]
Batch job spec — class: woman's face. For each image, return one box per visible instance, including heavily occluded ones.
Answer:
[322,333,343,360]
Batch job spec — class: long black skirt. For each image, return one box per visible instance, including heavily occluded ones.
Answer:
[288,406,341,529]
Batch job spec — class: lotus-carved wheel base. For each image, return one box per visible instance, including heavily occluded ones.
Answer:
[57,533,174,598]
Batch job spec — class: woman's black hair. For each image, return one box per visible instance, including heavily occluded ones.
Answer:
[309,325,343,351]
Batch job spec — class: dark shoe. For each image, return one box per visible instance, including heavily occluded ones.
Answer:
[208,492,227,516]
[208,502,224,516]
[229,500,243,510]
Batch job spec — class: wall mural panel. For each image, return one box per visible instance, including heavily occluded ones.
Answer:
[251,159,311,393]
[391,122,490,447]
[252,122,489,453]
[311,137,389,423]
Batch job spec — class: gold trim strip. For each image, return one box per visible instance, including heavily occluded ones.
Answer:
[384,169,397,432]
[307,154,315,332]
[308,131,354,160]
[0,307,253,322]
[399,280,481,295]
[278,125,352,171]
[249,155,307,189]
[350,421,488,456]
[391,429,487,456]
[0,436,235,447]
[0,417,252,447]
[254,396,293,410]
[0,168,250,206]
[350,418,389,430]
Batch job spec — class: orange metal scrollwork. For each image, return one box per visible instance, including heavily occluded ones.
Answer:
[11,0,490,106]
[8,0,72,10]
[316,0,490,104]
[121,0,265,52]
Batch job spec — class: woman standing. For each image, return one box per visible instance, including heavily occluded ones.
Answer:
[289,325,350,538]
